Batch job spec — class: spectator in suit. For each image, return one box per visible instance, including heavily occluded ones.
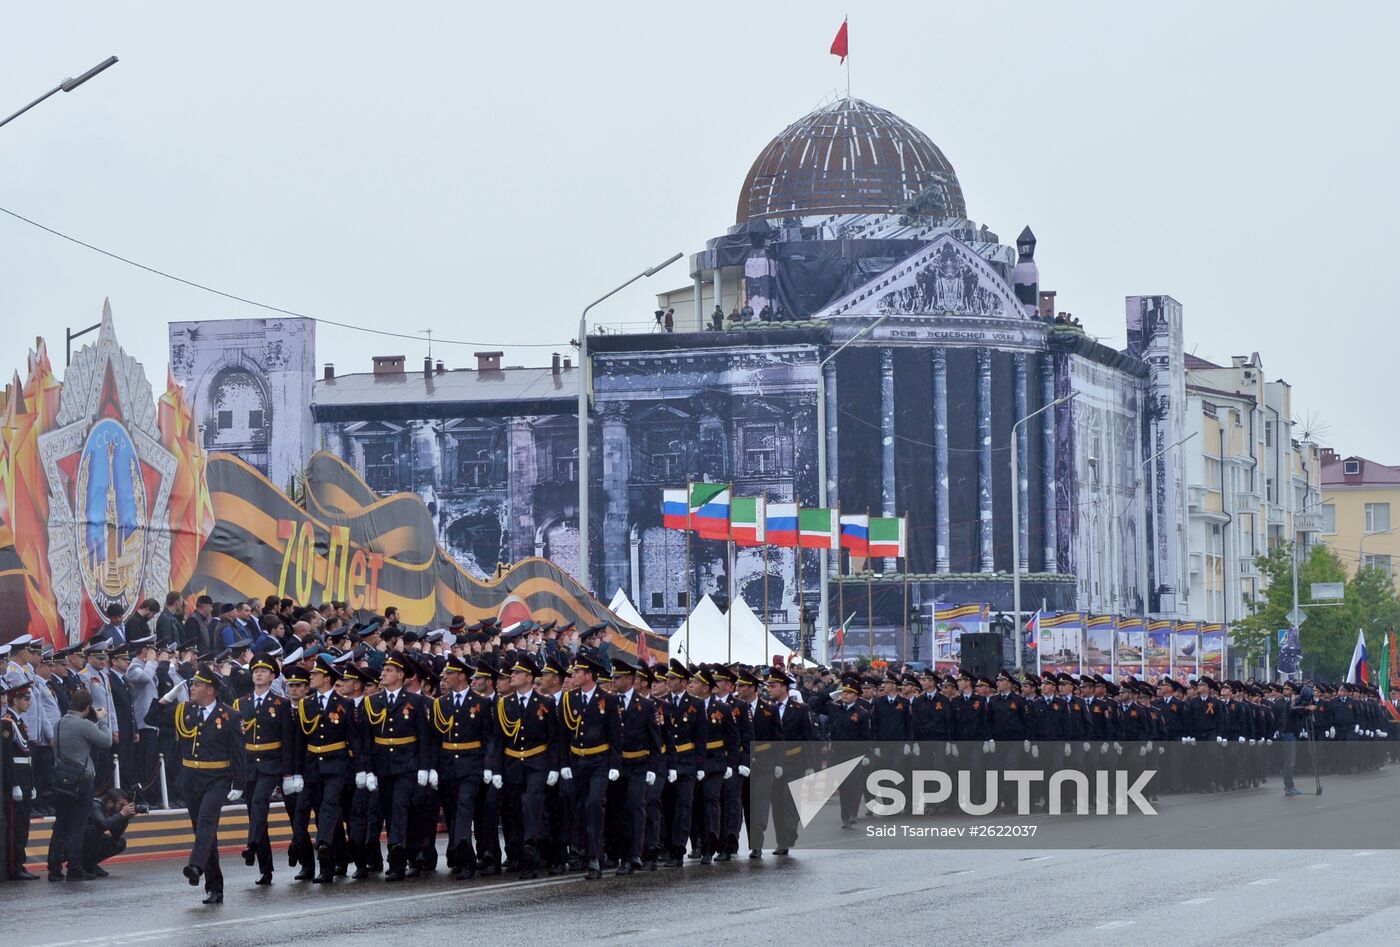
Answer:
[77,643,119,792]
[155,591,185,646]
[123,638,160,794]
[106,647,137,791]
[123,599,159,646]
[181,595,215,653]
[94,604,127,647]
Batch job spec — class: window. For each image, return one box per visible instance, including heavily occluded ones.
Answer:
[1365,502,1390,533]
[1344,459,1361,475]
[248,409,264,430]
[363,440,400,491]
[217,410,233,430]
[742,423,780,476]
[1364,554,1392,577]
[1264,420,1274,447]
[1322,504,1336,534]
[553,448,578,483]
[1266,477,1275,503]
[642,427,688,481]
[676,591,688,608]
[651,592,664,610]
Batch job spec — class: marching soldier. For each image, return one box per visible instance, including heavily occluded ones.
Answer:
[762,667,812,856]
[431,653,500,881]
[280,666,310,874]
[234,655,295,885]
[497,652,559,879]
[469,656,504,875]
[691,666,734,864]
[827,673,871,829]
[146,664,247,903]
[637,663,672,871]
[661,660,701,868]
[295,658,363,884]
[609,658,660,874]
[559,654,619,880]
[362,653,433,881]
[713,666,752,860]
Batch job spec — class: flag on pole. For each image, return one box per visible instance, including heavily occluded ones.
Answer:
[798,507,839,549]
[730,496,767,546]
[867,517,906,558]
[838,514,869,555]
[662,489,689,530]
[1346,629,1369,684]
[1376,631,1391,704]
[689,483,730,538]
[830,17,849,63]
[766,503,798,546]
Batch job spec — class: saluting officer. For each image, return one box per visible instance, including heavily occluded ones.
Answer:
[235,655,295,885]
[146,664,247,904]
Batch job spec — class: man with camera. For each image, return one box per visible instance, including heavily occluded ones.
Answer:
[48,688,115,880]
[1280,680,1319,796]
[82,787,146,876]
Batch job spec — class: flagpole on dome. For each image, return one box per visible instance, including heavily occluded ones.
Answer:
[831,16,850,100]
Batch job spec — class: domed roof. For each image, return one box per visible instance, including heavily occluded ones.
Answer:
[736,97,966,224]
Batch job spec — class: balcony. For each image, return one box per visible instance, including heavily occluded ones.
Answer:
[1267,506,1285,526]
[1238,556,1260,578]
[1295,511,1324,534]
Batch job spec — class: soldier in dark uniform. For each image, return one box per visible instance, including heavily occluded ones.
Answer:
[362,653,432,881]
[234,655,294,885]
[294,658,364,883]
[338,663,380,878]
[662,659,701,867]
[952,669,990,742]
[764,667,813,856]
[871,672,912,776]
[145,664,247,903]
[497,652,559,880]
[469,656,504,875]
[691,666,735,864]
[2,676,37,880]
[827,673,871,829]
[431,653,500,881]
[635,663,672,870]
[558,654,618,879]
[713,666,752,860]
[280,666,310,875]
[535,654,572,875]
[609,658,661,875]
[1186,677,1222,792]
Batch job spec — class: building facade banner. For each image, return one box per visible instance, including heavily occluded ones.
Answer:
[1115,616,1146,680]
[0,311,658,655]
[1037,611,1083,676]
[1084,614,1115,679]
[1146,619,1174,674]
[931,603,988,672]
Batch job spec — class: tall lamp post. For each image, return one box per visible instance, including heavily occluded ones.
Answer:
[576,252,682,593]
[1010,391,1075,669]
[1,56,119,130]
[815,313,890,664]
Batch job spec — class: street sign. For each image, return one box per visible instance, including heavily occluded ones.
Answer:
[1286,607,1307,627]
[1311,582,1345,601]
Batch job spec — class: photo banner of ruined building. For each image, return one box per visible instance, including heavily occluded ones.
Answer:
[0,307,659,655]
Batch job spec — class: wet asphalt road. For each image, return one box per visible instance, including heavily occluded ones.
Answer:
[6,838,1398,947]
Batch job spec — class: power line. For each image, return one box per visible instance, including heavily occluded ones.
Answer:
[0,204,568,349]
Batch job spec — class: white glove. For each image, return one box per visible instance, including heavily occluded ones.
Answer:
[1113,742,1122,754]
[1063,743,1071,757]
[483,770,494,785]
[226,789,243,802]
[873,747,881,758]
[1216,737,1226,746]
[1328,727,1336,739]
[944,742,953,756]
[282,776,296,795]
[417,769,429,787]
[1181,737,1190,744]
[355,772,368,789]
[560,766,573,781]
[607,768,620,782]
[365,773,379,792]
[723,766,733,780]
[773,765,783,778]
[1381,731,1389,738]
[1139,746,1147,757]
[1300,730,1309,740]
[738,765,750,777]
[1265,739,1273,745]
[645,770,656,786]
[803,768,814,777]
[29,787,35,800]
[696,769,706,781]
[1023,740,1030,753]
[950,743,960,758]
[1248,739,1256,746]
[1031,744,1040,759]
[1100,742,1109,754]
[428,769,439,789]
[912,743,921,757]
[1237,736,1245,744]
[902,743,911,756]
[667,769,677,783]
[491,774,502,789]
[10,786,21,801]
[292,775,304,793]
[1355,725,1362,734]
[1082,742,1091,752]
[547,770,559,787]
[1146,741,1154,752]
[987,739,996,751]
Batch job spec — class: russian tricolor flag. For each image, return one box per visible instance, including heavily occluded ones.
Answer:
[662,489,689,530]
[839,514,869,555]
[1346,629,1369,684]
[766,502,798,547]
[689,482,731,538]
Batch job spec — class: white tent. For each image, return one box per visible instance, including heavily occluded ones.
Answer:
[666,594,727,663]
[606,588,653,635]
[726,596,793,666]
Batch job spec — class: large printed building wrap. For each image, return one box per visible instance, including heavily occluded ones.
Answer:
[0,307,661,657]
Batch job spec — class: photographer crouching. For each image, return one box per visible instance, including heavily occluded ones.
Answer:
[81,787,147,876]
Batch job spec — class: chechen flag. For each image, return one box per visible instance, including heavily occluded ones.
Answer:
[766,502,799,547]
[830,18,848,63]
[867,517,906,558]
[662,489,689,530]
[799,508,839,549]
[730,496,767,546]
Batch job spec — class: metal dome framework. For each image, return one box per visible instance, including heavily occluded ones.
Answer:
[736,97,967,224]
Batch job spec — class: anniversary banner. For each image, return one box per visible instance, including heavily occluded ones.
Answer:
[0,307,661,657]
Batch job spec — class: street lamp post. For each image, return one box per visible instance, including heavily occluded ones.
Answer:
[815,313,891,664]
[1010,391,1075,669]
[1358,527,1394,573]
[576,252,682,594]
[0,56,119,130]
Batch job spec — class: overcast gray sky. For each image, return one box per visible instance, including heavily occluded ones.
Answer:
[2,2,1394,457]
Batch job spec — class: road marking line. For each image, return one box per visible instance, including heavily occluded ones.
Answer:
[1179,897,1212,905]
[34,875,581,947]
[1246,878,1277,886]
[1020,855,1053,862]
[1308,863,1330,869]
[1353,850,1376,857]
[1095,921,1135,930]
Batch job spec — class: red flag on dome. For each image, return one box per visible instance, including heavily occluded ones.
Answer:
[830,18,848,63]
